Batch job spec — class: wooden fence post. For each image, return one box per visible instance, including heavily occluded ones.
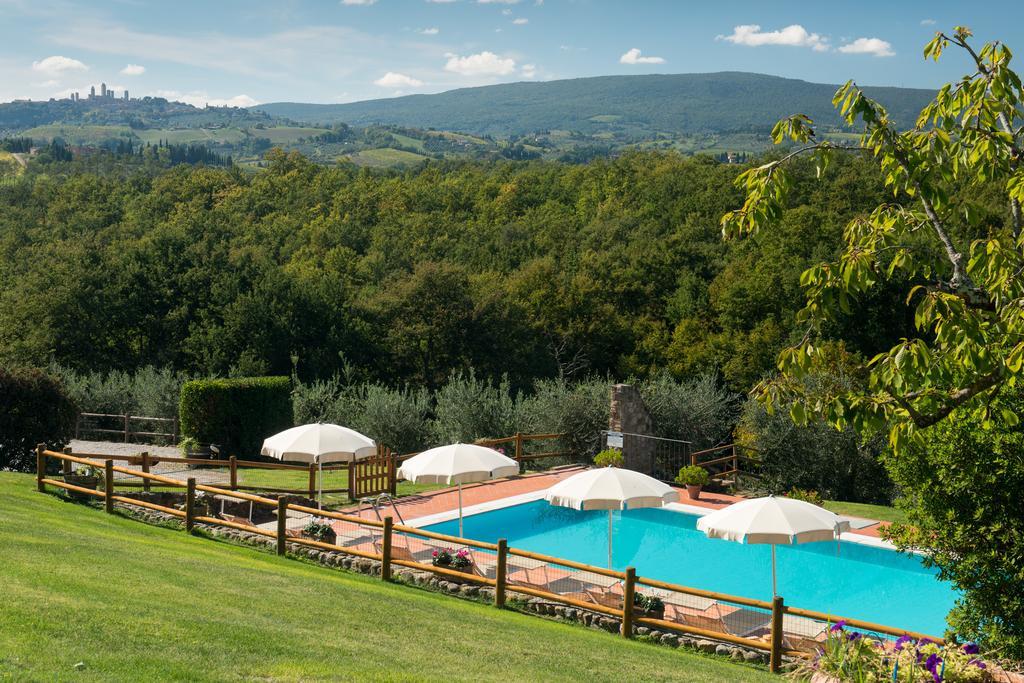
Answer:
[495,538,508,608]
[62,446,73,475]
[308,463,316,499]
[381,516,393,581]
[229,456,238,490]
[388,448,397,496]
[690,452,698,467]
[770,595,784,673]
[622,566,636,638]
[141,451,151,492]
[36,443,46,492]
[514,432,523,463]
[124,414,130,443]
[347,461,355,502]
[277,499,288,556]
[185,478,196,532]
[104,459,114,514]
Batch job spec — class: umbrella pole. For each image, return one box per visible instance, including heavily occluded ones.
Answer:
[607,509,613,569]
[318,460,323,510]
[458,483,464,537]
[771,544,777,598]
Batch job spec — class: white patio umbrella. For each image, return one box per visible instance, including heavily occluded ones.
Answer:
[696,496,851,597]
[396,443,518,536]
[544,467,678,568]
[261,423,376,508]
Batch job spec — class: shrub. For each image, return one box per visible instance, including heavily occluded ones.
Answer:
[179,376,292,457]
[594,449,624,468]
[292,377,431,454]
[49,364,189,420]
[785,487,824,507]
[884,397,1024,659]
[640,372,740,449]
[431,370,520,445]
[675,465,709,487]
[0,368,76,471]
[739,395,892,504]
[519,377,610,462]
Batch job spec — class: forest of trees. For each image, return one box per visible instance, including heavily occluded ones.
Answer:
[0,148,910,394]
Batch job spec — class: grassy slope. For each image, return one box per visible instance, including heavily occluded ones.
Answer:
[0,473,771,682]
[825,500,908,525]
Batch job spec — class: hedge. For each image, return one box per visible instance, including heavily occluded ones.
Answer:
[0,368,77,471]
[178,376,292,457]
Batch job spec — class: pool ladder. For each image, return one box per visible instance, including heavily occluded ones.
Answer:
[359,493,406,525]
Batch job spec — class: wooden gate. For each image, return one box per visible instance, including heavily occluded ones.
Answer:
[349,445,396,500]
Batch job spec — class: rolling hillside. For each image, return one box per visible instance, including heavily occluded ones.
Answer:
[254,71,935,137]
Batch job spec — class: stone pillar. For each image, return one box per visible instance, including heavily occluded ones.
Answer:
[608,384,655,475]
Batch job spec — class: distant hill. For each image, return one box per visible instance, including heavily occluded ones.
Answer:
[254,72,936,137]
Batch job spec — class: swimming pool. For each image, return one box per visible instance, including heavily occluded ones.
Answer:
[422,499,956,635]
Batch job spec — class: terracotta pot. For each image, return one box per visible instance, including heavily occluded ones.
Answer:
[634,606,665,620]
[686,484,702,500]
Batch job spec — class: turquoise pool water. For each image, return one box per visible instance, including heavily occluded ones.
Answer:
[423,500,956,635]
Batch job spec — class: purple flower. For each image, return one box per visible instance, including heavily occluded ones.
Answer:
[962,642,980,655]
[969,659,986,670]
[918,638,933,648]
[894,635,913,651]
[848,632,862,642]
[830,620,846,633]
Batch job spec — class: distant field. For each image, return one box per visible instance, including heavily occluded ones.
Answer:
[134,128,247,145]
[249,126,330,143]
[343,147,430,167]
[388,132,427,152]
[428,130,490,146]
[589,114,623,123]
[23,124,133,144]
[0,150,23,176]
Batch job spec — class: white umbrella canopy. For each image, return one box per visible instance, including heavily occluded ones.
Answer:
[397,443,519,535]
[696,496,851,597]
[545,467,678,568]
[261,423,376,507]
[261,423,376,464]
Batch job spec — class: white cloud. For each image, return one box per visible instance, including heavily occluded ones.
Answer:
[31,55,87,74]
[502,8,512,15]
[120,63,146,76]
[426,0,457,3]
[374,71,423,87]
[521,63,536,78]
[838,37,895,57]
[619,48,665,65]
[444,50,515,75]
[920,18,936,26]
[150,90,258,108]
[717,24,830,52]
[341,0,377,4]
[478,0,519,3]
[417,27,440,35]
[512,17,528,25]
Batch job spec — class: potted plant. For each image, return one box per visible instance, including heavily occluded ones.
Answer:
[594,449,624,468]
[302,519,336,544]
[63,466,101,500]
[633,591,665,619]
[432,547,474,573]
[675,465,709,500]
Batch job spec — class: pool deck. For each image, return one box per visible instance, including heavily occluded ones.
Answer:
[344,466,888,540]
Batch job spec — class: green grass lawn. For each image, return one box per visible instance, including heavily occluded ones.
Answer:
[825,500,908,525]
[236,466,441,506]
[0,472,771,682]
[134,128,247,145]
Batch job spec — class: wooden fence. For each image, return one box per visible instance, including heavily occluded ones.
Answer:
[75,412,179,444]
[690,443,760,486]
[474,432,570,465]
[36,444,942,675]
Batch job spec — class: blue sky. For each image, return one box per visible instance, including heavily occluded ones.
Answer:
[2,0,1023,106]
